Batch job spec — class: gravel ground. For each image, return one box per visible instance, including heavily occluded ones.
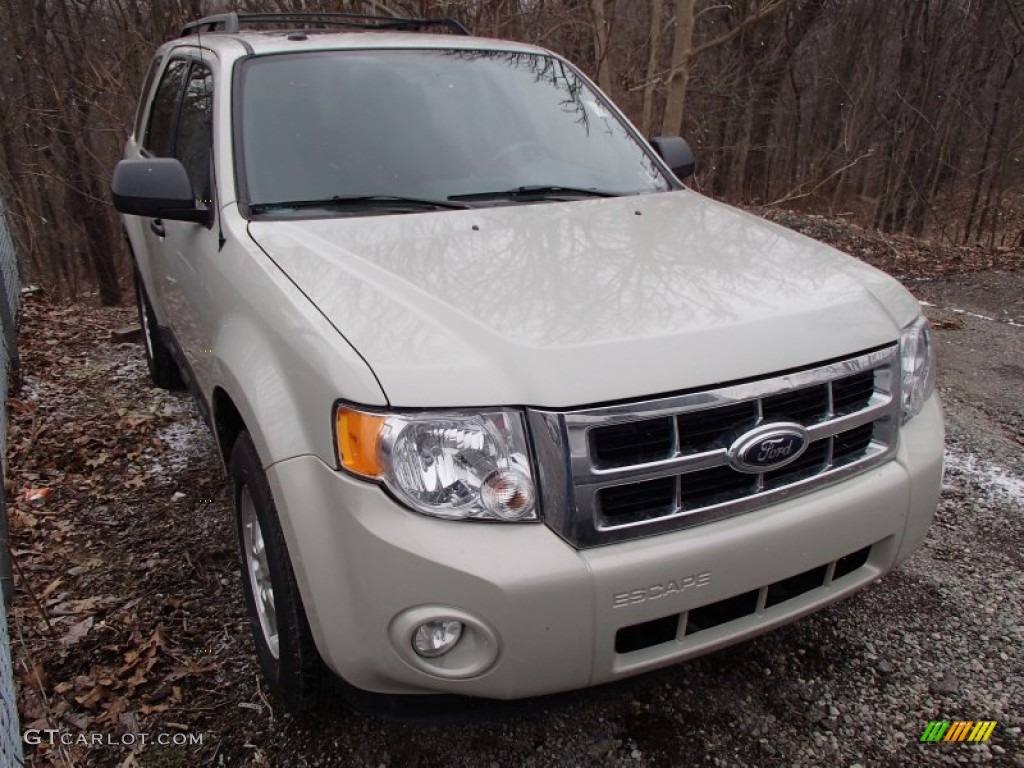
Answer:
[10,268,1023,767]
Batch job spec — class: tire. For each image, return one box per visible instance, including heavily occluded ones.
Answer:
[133,266,184,390]
[230,431,330,712]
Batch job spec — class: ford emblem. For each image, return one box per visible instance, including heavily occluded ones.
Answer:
[727,422,810,474]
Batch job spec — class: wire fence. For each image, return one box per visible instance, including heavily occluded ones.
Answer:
[0,197,25,765]
[0,197,19,457]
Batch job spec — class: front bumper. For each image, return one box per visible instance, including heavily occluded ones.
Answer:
[266,396,943,699]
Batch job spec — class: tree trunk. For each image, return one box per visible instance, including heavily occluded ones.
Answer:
[590,0,614,95]
[661,0,696,135]
[963,50,1018,244]
[641,0,662,135]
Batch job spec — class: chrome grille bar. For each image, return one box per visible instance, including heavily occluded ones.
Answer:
[528,345,900,548]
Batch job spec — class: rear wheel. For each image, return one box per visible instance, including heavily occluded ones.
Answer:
[133,267,183,390]
[230,431,330,712]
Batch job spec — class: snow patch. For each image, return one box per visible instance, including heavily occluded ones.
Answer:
[944,449,1024,506]
[155,421,209,473]
[112,358,145,379]
[19,374,41,401]
[925,301,1023,328]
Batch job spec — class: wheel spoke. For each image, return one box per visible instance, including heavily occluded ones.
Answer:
[240,486,279,659]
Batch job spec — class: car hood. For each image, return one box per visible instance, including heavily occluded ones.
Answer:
[247,191,920,408]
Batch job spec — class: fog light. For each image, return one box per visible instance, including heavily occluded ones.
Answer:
[412,620,463,658]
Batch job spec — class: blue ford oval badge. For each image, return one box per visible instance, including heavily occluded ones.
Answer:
[728,423,809,474]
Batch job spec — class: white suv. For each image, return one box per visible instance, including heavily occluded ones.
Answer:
[112,12,944,711]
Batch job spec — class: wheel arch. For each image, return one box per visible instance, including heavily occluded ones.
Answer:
[212,385,246,467]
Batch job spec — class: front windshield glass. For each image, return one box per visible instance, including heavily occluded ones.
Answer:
[238,49,673,212]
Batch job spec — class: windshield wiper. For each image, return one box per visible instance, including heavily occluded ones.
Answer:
[250,195,472,215]
[448,185,622,202]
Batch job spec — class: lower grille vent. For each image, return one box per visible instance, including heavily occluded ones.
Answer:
[613,544,875,654]
[614,614,680,654]
[686,590,759,634]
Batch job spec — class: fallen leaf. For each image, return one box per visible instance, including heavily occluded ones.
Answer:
[73,675,95,689]
[31,662,49,690]
[40,577,64,600]
[75,685,106,709]
[61,616,94,647]
[141,684,170,705]
[50,595,119,615]
[100,697,128,725]
[7,398,35,413]
[86,452,110,468]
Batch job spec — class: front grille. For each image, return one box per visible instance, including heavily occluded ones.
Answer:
[832,371,875,415]
[529,346,899,548]
[599,477,676,523]
[676,402,757,455]
[592,417,673,467]
[762,384,829,425]
[679,465,758,509]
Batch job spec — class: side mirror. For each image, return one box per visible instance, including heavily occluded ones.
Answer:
[650,136,696,181]
[111,158,211,225]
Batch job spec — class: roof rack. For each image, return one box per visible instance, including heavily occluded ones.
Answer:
[179,12,471,38]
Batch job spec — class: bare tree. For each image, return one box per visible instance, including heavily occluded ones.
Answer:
[1,0,1022,304]
[661,0,696,135]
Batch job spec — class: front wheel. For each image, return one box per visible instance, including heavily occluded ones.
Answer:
[230,431,330,712]
[133,267,183,390]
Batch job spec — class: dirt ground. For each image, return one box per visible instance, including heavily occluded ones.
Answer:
[6,213,1023,767]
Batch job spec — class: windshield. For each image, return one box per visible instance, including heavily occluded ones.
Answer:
[237,49,673,213]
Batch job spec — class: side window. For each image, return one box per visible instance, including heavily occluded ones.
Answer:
[144,59,188,157]
[175,64,214,204]
[132,54,164,141]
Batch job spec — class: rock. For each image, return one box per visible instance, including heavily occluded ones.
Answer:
[929,672,960,695]
[109,326,143,343]
[809,704,828,722]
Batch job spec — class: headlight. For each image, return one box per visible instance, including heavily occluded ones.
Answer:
[899,315,935,423]
[334,406,537,522]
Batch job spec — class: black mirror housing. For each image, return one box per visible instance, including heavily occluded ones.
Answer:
[650,136,696,181]
[111,158,211,225]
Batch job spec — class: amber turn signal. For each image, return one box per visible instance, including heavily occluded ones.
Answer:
[335,407,386,478]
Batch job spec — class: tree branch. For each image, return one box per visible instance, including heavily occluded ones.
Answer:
[1006,0,1024,38]
[691,0,791,58]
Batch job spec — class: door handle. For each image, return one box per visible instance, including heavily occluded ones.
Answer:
[150,218,165,237]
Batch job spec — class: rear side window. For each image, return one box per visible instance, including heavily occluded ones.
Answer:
[132,55,164,141]
[144,59,188,157]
